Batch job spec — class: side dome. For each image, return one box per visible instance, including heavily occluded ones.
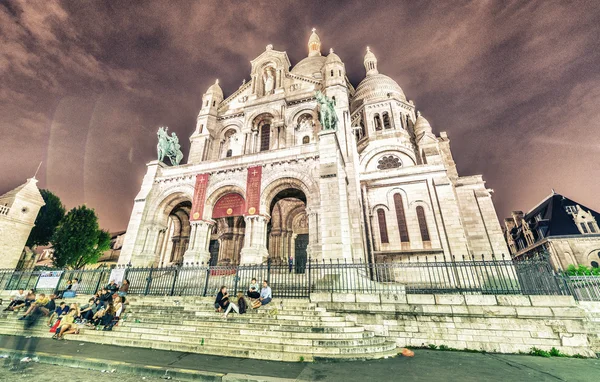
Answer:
[325,48,342,64]
[414,112,433,136]
[291,56,327,77]
[351,74,406,111]
[206,79,223,99]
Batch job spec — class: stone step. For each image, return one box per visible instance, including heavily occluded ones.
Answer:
[130,306,333,316]
[128,310,346,322]
[0,328,398,362]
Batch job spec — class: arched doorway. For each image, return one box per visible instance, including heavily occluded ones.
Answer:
[268,188,309,272]
[157,201,191,266]
[209,192,246,265]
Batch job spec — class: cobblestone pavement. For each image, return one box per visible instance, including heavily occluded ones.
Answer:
[1,362,170,382]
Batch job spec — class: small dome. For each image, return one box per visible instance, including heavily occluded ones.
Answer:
[414,112,433,135]
[325,48,342,64]
[206,79,223,99]
[351,73,406,111]
[364,46,378,76]
[291,55,327,76]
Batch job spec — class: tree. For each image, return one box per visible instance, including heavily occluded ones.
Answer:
[26,189,66,248]
[51,205,111,269]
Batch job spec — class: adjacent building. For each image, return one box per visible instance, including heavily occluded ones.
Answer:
[120,30,508,267]
[504,191,600,270]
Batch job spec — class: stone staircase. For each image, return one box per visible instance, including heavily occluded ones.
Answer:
[0,295,398,362]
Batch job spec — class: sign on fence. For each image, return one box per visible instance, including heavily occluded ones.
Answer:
[36,271,63,290]
[109,268,126,284]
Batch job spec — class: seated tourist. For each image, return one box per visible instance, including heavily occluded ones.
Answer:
[71,278,80,293]
[223,292,247,319]
[247,278,260,300]
[98,288,113,308]
[53,308,79,340]
[47,301,70,326]
[4,289,27,311]
[106,280,119,294]
[12,292,36,312]
[118,279,129,297]
[19,294,56,319]
[214,286,229,313]
[88,301,110,327]
[79,298,98,322]
[102,296,124,331]
[252,280,272,309]
[57,280,72,298]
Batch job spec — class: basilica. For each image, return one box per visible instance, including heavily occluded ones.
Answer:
[119,30,508,268]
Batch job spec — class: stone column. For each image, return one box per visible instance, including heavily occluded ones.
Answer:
[136,222,166,266]
[183,220,213,264]
[240,215,270,264]
[306,209,320,259]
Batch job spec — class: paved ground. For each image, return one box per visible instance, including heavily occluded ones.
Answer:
[0,335,599,381]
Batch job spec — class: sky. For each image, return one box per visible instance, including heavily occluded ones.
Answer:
[1,0,599,232]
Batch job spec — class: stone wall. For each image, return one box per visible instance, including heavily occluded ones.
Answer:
[312,292,600,357]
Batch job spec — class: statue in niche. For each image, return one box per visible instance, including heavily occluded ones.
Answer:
[263,67,275,95]
[315,91,338,131]
[296,114,314,131]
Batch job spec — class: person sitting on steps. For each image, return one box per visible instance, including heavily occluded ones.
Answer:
[214,286,229,313]
[79,298,98,322]
[4,289,27,311]
[12,292,36,312]
[19,294,56,320]
[47,301,69,326]
[252,280,272,309]
[223,292,247,319]
[53,305,80,340]
[247,278,260,300]
[102,296,123,330]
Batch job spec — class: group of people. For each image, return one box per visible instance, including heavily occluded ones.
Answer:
[2,278,130,339]
[214,278,272,318]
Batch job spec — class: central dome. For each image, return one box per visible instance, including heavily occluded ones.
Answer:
[291,56,327,77]
[351,73,406,111]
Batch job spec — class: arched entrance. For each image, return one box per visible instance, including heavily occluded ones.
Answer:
[157,200,191,265]
[209,192,246,265]
[268,188,309,272]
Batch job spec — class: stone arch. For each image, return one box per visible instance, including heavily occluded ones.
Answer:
[371,203,390,214]
[585,248,600,267]
[245,108,281,128]
[360,144,417,171]
[260,172,318,215]
[148,183,195,225]
[409,199,431,210]
[386,187,409,205]
[203,184,246,220]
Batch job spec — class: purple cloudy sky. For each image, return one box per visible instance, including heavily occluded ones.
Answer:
[1,0,599,231]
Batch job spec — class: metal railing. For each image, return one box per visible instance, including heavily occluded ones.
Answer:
[0,254,587,299]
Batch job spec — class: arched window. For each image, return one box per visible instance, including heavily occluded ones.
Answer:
[383,112,391,129]
[339,70,342,76]
[205,100,209,107]
[377,155,401,170]
[212,101,216,107]
[393,194,409,243]
[226,149,232,157]
[377,209,389,244]
[260,124,270,151]
[592,261,599,268]
[330,70,334,77]
[374,114,382,131]
[302,136,310,144]
[416,206,430,242]
[332,96,336,105]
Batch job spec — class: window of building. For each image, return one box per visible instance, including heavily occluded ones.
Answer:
[226,149,232,158]
[416,206,430,242]
[383,112,391,129]
[377,209,389,244]
[205,100,209,107]
[332,96,336,105]
[212,101,216,107]
[581,223,589,234]
[302,136,310,144]
[260,124,270,151]
[592,261,599,268]
[565,205,578,214]
[374,114,382,131]
[377,155,401,170]
[588,222,596,233]
[393,194,409,243]
[338,70,341,76]
[330,70,334,77]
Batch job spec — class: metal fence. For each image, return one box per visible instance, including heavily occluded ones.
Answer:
[0,254,597,300]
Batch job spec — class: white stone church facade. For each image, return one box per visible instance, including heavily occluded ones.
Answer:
[119,30,508,267]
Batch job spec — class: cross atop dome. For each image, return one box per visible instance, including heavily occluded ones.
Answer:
[308,28,321,57]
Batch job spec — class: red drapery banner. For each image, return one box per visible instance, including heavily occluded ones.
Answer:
[245,166,262,215]
[212,193,245,218]
[190,173,210,221]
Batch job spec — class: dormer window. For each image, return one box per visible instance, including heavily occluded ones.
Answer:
[565,205,578,214]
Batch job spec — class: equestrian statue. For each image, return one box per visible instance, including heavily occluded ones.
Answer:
[315,91,338,131]
[157,126,184,166]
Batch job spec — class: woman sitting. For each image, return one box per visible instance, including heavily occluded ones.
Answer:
[214,286,229,313]
[102,296,123,331]
[246,278,260,300]
[118,279,130,298]
[53,304,80,340]
[223,292,247,319]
